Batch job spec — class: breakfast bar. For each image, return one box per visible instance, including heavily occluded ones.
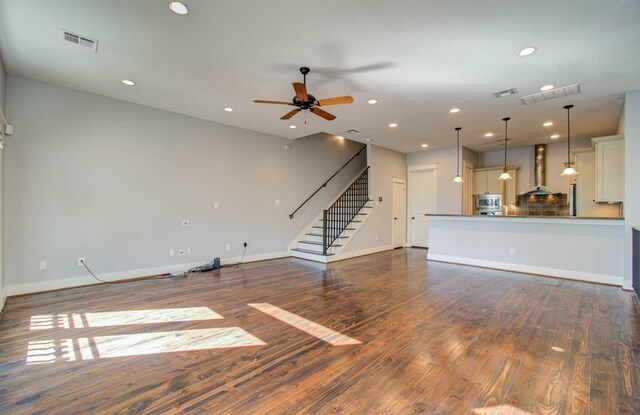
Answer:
[426,214,625,286]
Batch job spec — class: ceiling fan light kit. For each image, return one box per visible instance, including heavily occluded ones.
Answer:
[254,67,354,122]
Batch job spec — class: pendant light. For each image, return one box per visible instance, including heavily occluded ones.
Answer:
[452,127,463,183]
[498,117,512,180]
[561,104,578,176]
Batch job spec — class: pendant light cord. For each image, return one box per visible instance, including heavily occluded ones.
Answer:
[502,117,511,171]
[565,104,573,163]
[455,127,461,177]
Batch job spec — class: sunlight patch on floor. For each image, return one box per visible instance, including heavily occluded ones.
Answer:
[26,327,265,364]
[29,307,223,330]
[249,303,361,346]
[473,404,532,414]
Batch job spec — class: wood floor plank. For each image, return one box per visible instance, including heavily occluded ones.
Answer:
[0,248,637,414]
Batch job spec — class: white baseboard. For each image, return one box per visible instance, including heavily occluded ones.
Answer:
[329,244,393,263]
[428,253,624,287]
[7,251,291,297]
[0,287,7,311]
[622,280,635,291]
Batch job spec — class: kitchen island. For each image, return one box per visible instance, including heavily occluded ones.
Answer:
[426,214,625,286]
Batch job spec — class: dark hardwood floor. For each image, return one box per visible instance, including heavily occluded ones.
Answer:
[0,248,638,414]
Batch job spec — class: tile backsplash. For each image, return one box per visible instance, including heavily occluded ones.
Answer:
[508,194,569,216]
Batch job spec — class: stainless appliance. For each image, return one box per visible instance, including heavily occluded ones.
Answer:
[519,144,562,196]
[474,194,503,215]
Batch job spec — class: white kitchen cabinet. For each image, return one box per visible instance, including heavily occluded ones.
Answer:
[592,135,624,203]
[473,168,504,194]
[574,148,620,217]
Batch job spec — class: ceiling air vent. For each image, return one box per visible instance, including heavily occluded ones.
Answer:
[520,84,581,105]
[60,29,98,53]
[345,129,359,134]
[494,88,517,98]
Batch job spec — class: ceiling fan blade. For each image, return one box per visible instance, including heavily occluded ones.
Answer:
[316,96,354,106]
[310,107,336,121]
[292,82,308,100]
[280,108,301,120]
[254,100,292,105]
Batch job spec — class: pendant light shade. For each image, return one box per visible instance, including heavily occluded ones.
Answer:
[498,117,512,180]
[452,127,464,183]
[561,104,578,176]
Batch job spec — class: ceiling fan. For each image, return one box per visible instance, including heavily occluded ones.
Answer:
[253,67,353,121]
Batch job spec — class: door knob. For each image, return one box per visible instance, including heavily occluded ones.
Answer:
[412,217,415,219]
[394,217,398,220]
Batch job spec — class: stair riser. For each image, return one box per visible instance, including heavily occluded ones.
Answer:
[291,250,328,263]
[305,234,349,243]
[310,229,351,238]
[297,242,336,254]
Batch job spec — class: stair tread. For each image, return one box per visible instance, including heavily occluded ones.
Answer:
[291,248,334,256]
[319,219,362,223]
[312,226,356,230]
[299,241,342,247]
[305,233,349,238]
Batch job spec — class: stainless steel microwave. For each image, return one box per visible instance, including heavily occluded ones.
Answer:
[474,194,503,215]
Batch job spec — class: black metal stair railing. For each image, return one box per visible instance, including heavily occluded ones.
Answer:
[322,167,370,255]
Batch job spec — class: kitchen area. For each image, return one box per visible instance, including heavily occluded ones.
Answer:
[409,127,628,289]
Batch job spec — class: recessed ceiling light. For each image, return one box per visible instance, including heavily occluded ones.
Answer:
[121,79,135,86]
[289,125,296,129]
[540,84,555,91]
[484,132,494,137]
[168,1,189,15]
[449,108,460,113]
[543,121,553,127]
[551,134,560,139]
[224,107,234,112]
[367,99,378,104]
[518,47,537,57]
[421,144,429,148]
[388,123,398,128]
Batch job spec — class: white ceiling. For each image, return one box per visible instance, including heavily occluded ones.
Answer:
[0,0,639,153]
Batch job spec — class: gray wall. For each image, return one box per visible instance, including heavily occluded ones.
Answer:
[5,75,366,293]
[342,145,406,252]
[406,146,463,214]
[0,53,5,307]
[624,89,639,289]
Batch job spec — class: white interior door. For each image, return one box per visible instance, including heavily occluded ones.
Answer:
[409,168,436,248]
[392,178,407,248]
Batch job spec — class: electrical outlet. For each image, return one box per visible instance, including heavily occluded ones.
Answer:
[182,219,190,227]
[77,257,85,267]
[214,202,219,209]
[169,249,174,257]
[225,244,231,251]
[509,248,516,256]
[275,199,280,206]
[186,248,192,255]
[39,261,47,270]
[178,249,186,256]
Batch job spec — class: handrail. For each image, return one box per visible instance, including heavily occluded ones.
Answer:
[289,144,367,219]
[323,167,370,254]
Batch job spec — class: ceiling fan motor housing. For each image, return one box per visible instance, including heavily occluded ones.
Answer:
[293,94,317,109]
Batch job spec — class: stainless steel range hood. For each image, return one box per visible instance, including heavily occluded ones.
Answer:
[518,144,562,196]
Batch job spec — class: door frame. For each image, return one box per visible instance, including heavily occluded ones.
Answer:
[407,164,438,247]
[391,177,407,248]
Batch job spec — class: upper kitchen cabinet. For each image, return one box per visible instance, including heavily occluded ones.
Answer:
[473,168,504,195]
[592,135,624,203]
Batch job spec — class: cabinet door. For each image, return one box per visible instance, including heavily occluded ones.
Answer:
[504,169,518,206]
[595,138,624,202]
[473,171,487,194]
[487,169,504,194]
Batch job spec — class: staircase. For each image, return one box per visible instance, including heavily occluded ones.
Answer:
[291,167,372,263]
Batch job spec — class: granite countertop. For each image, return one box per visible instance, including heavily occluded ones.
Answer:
[425,214,624,220]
